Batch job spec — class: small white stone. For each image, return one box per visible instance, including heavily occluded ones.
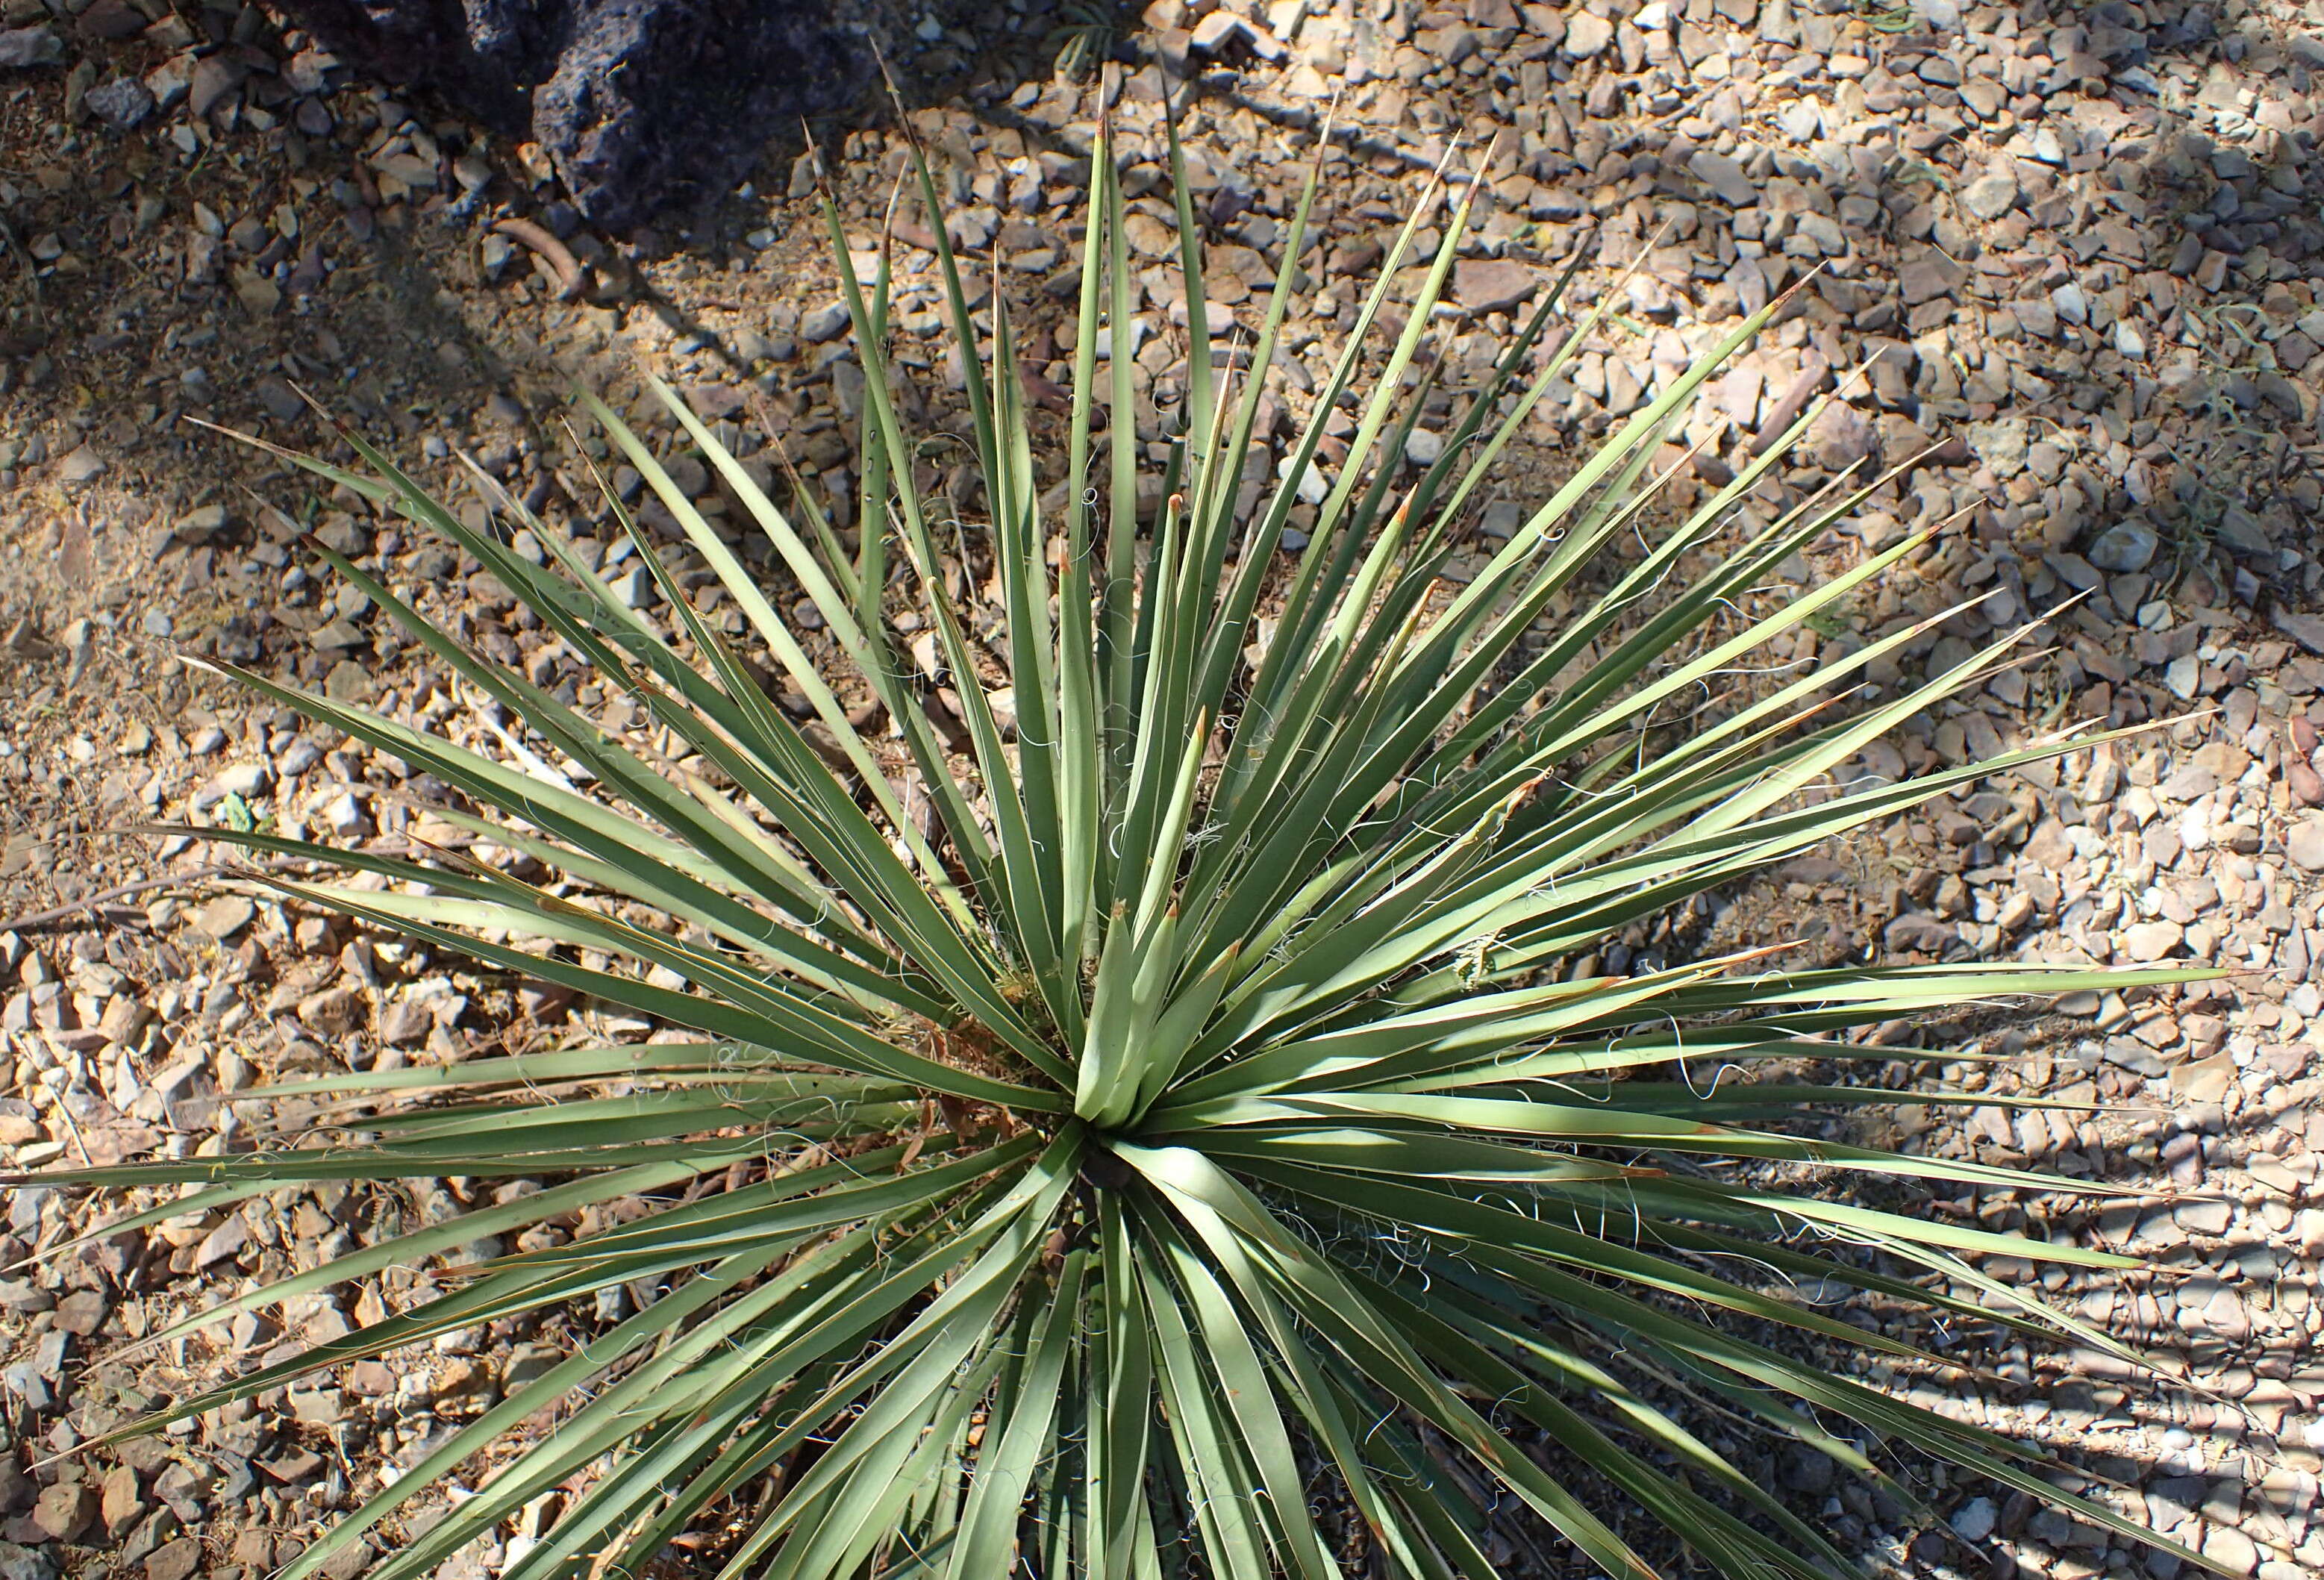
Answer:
[1950,1497,1998,1541]
[610,565,658,609]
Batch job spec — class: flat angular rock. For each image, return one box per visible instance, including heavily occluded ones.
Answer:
[2287,818,2324,872]
[1688,149,1756,206]
[1452,258,1536,316]
[1188,10,1246,51]
[1959,166,2019,219]
[76,0,148,39]
[193,895,257,941]
[0,26,63,68]
[2087,521,2158,572]
[84,77,154,128]
[1564,12,1614,54]
[1898,252,1967,305]
[2275,612,2324,655]
[187,54,244,118]
[145,1539,202,1580]
[98,1465,142,1539]
[1884,914,1955,952]
[30,1481,94,1543]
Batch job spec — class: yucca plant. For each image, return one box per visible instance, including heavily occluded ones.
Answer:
[18,108,2214,1580]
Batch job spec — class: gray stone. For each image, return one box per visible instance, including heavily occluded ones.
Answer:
[1884,913,1956,952]
[175,503,231,543]
[799,302,850,343]
[143,1539,200,1580]
[1689,149,1757,206]
[83,77,154,128]
[1959,166,2019,219]
[1452,258,1537,316]
[610,564,658,608]
[379,996,435,1046]
[1189,10,1246,51]
[183,56,244,118]
[2173,1199,2233,1235]
[1563,12,1614,54]
[0,27,63,69]
[1899,253,1966,305]
[2212,506,2272,558]
[2277,612,2324,655]
[2287,819,2324,873]
[30,1481,93,1543]
[1808,402,1875,471]
[214,761,273,798]
[1478,501,1525,539]
[2201,1525,2259,1576]
[193,896,257,941]
[501,1343,564,1389]
[1950,1496,1999,1541]
[56,446,105,486]
[2087,521,2159,573]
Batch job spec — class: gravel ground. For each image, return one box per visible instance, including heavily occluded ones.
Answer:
[3,0,2324,1576]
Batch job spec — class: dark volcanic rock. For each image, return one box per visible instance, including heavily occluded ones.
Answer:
[277,0,864,229]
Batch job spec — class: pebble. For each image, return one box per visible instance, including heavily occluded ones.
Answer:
[1563,12,1614,56]
[30,1481,93,1542]
[1884,913,1956,952]
[213,761,272,797]
[83,76,152,128]
[1452,258,1537,316]
[0,27,62,69]
[609,565,658,609]
[1959,167,2018,220]
[2203,1525,2261,1575]
[174,503,230,542]
[192,896,256,941]
[1187,10,1245,53]
[2286,819,2324,873]
[98,1466,141,1539]
[1689,149,1757,207]
[799,302,850,343]
[1950,1496,1999,1541]
[2087,522,2159,573]
[143,1539,201,1580]
[186,55,241,119]
[2175,1199,2234,1236]
[54,446,105,486]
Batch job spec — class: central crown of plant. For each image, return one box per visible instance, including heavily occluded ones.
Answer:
[19,96,2220,1580]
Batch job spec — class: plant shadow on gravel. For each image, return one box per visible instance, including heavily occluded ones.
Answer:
[0,0,1131,918]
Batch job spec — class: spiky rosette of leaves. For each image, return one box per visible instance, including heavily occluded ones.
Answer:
[17,108,2217,1580]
